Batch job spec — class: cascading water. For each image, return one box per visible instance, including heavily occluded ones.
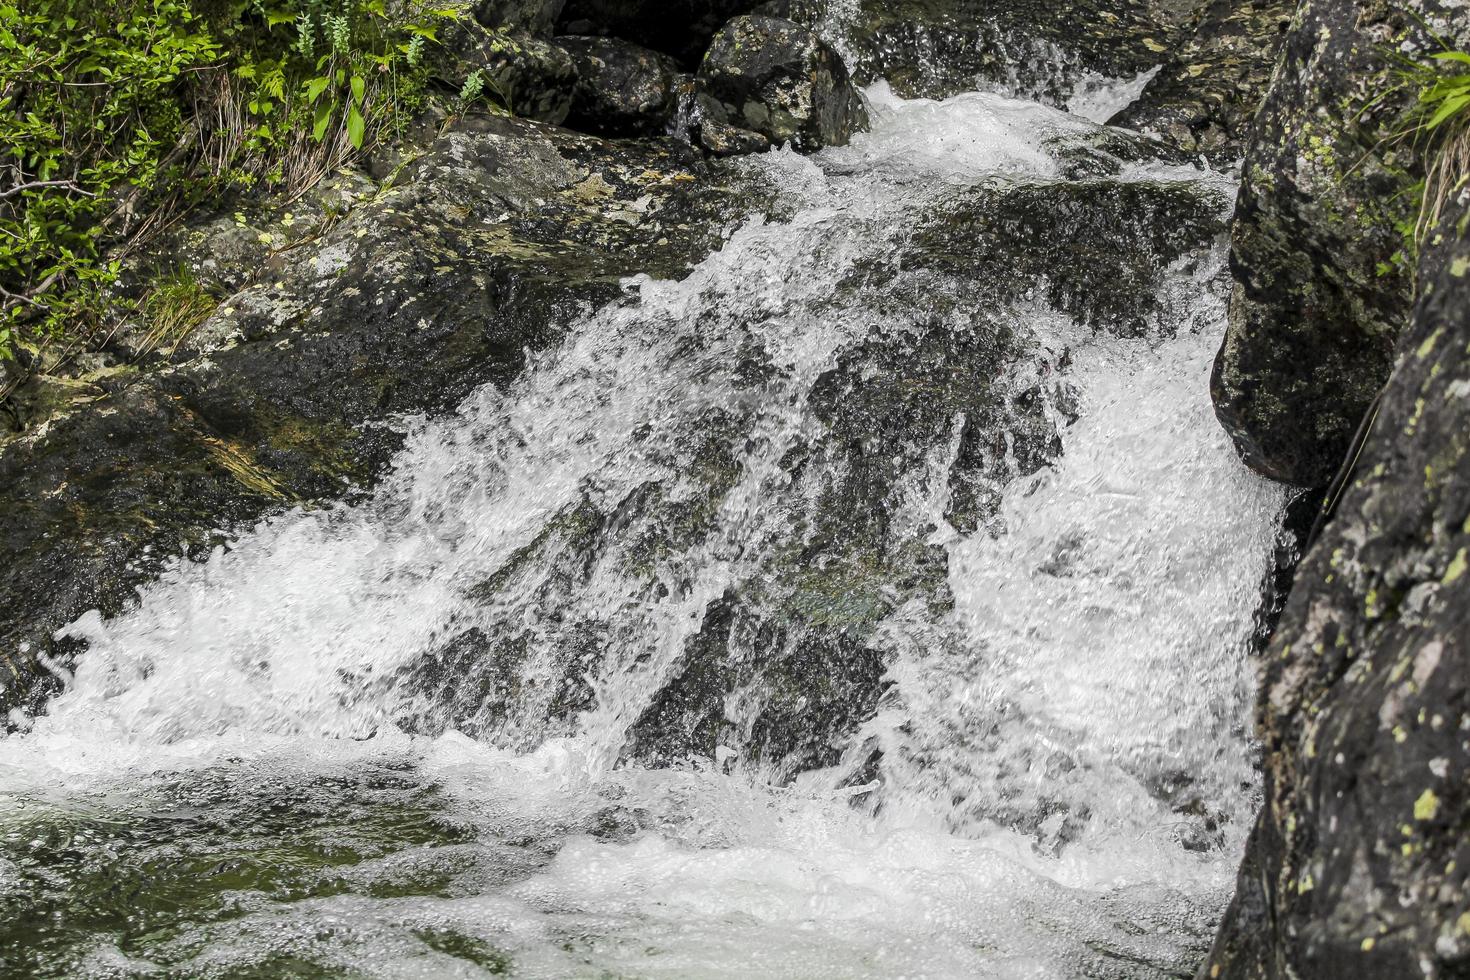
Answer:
[0,83,1285,979]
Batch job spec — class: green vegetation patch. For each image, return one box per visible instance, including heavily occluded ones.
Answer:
[0,0,461,378]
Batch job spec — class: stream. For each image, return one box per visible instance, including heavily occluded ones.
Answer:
[0,81,1286,979]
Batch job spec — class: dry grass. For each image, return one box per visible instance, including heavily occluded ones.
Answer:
[1416,126,1470,244]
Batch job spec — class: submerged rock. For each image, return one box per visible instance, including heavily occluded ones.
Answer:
[694,15,867,155]
[1203,191,1470,980]
[1208,0,1462,487]
[393,163,1229,780]
[558,35,684,136]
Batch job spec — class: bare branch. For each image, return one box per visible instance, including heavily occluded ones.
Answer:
[0,179,97,201]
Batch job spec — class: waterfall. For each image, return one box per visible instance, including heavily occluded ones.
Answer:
[0,86,1285,979]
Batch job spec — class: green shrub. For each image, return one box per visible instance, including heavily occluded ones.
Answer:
[0,0,462,375]
[0,0,218,368]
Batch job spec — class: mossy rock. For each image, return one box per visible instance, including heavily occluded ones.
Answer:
[1208,0,1468,487]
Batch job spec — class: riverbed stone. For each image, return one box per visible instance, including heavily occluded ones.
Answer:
[694,15,867,155]
[837,0,1207,106]
[475,0,567,34]
[1109,0,1292,161]
[436,19,580,124]
[556,0,763,63]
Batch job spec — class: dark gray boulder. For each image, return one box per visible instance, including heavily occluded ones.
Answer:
[474,0,567,35]
[436,19,580,124]
[1202,189,1470,980]
[694,15,867,156]
[836,0,1205,106]
[558,35,684,136]
[1208,0,1465,487]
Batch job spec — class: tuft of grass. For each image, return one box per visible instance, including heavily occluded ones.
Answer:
[1393,48,1470,247]
[136,268,220,360]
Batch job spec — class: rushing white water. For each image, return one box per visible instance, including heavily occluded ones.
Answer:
[0,88,1284,979]
[1067,67,1163,123]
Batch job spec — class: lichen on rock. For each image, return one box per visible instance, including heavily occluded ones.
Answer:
[694,14,869,155]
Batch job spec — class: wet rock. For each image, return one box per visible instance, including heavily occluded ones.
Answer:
[558,36,683,136]
[1109,0,1293,162]
[436,19,579,124]
[1202,191,1470,980]
[0,114,758,719]
[1208,1,1466,487]
[694,15,867,156]
[616,174,1229,778]
[910,177,1230,338]
[837,0,1205,105]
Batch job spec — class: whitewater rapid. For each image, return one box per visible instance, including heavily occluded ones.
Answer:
[1,85,1284,979]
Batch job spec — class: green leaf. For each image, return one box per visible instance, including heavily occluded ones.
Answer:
[1432,51,1470,66]
[350,74,365,105]
[313,101,332,141]
[304,75,331,103]
[1427,92,1470,130]
[347,105,365,148]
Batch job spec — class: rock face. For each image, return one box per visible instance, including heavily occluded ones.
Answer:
[1208,0,1465,488]
[1109,0,1292,161]
[694,15,867,155]
[0,115,758,719]
[834,0,1206,105]
[1203,190,1470,980]
[559,35,684,136]
[437,19,580,124]
[475,0,568,35]
[1198,0,1470,972]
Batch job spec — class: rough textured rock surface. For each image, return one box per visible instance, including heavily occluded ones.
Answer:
[1109,0,1292,161]
[558,35,683,136]
[1203,190,1470,980]
[396,127,1234,783]
[694,15,867,155]
[437,19,580,124]
[0,115,760,719]
[556,0,763,63]
[832,0,1206,105]
[1210,0,1468,487]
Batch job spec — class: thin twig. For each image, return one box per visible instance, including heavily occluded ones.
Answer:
[0,179,95,200]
